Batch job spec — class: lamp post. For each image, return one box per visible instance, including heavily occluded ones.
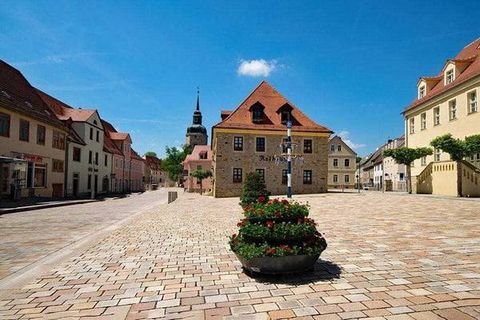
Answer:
[286,119,292,198]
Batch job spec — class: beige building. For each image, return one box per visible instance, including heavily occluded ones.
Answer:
[328,136,356,189]
[0,60,69,199]
[212,81,332,198]
[404,38,480,197]
[37,90,112,198]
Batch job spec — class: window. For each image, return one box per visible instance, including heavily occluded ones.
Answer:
[421,156,427,166]
[36,125,46,145]
[95,152,99,165]
[255,169,265,182]
[256,137,265,152]
[409,118,415,134]
[333,174,338,183]
[434,148,441,162]
[446,69,454,84]
[90,127,93,140]
[19,119,29,141]
[303,170,312,184]
[252,108,263,122]
[233,168,242,183]
[421,112,426,130]
[281,111,291,124]
[33,164,47,188]
[468,91,477,114]
[88,151,93,164]
[104,155,108,166]
[52,159,64,172]
[399,173,404,181]
[344,159,350,167]
[73,147,81,162]
[233,136,243,151]
[304,139,312,154]
[419,86,426,99]
[330,144,335,152]
[433,107,440,126]
[282,169,287,185]
[337,145,341,152]
[52,131,65,150]
[449,100,457,120]
[96,130,99,142]
[87,174,92,189]
[333,159,338,167]
[0,112,10,137]
[344,175,350,183]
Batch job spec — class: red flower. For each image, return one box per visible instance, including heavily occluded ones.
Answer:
[266,220,274,229]
[257,195,266,203]
[265,247,277,256]
[281,199,289,205]
[237,219,247,227]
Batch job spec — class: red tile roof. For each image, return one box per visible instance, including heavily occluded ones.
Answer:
[184,145,212,163]
[36,89,96,122]
[0,60,66,130]
[145,155,162,170]
[131,149,144,161]
[213,81,331,133]
[405,38,480,113]
[101,119,131,142]
[103,135,122,155]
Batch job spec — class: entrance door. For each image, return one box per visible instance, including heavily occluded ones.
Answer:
[94,175,98,195]
[52,183,63,198]
[72,173,79,197]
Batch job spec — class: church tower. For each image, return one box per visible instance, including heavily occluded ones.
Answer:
[186,89,208,147]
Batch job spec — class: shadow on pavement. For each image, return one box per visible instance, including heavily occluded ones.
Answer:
[245,259,342,285]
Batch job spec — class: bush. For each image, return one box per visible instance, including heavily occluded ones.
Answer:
[240,172,270,206]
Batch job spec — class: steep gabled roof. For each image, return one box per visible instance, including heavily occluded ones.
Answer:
[131,149,144,161]
[145,155,162,170]
[328,135,357,155]
[184,145,212,163]
[405,38,480,113]
[36,89,96,122]
[0,60,66,130]
[103,135,123,155]
[213,81,332,133]
[101,119,132,143]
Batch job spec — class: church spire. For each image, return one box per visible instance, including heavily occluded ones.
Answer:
[196,87,200,111]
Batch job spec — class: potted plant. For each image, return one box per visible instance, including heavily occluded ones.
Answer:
[230,173,327,274]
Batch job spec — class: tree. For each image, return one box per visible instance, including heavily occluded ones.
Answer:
[144,151,157,157]
[190,169,213,195]
[383,147,432,194]
[162,145,193,183]
[240,172,270,206]
[465,134,480,156]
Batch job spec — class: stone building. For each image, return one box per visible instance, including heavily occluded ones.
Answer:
[327,136,357,189]
[212,81,332,198]
[185,91,207,148]
[404,37,480,196]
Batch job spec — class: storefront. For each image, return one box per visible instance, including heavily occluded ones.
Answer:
[0,156,27,200]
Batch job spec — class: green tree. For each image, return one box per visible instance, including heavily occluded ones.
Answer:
[240,172,270,206]
[190,169,213,195]
[465,134,480,156]
[162,145,193,183]
[144,151,157,157]
[383,147,432,194]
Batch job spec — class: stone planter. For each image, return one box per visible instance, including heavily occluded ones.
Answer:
[235,253,323,275]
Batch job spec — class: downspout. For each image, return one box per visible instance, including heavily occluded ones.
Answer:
[64,137,69,198]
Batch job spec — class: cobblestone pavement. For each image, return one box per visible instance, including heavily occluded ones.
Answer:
[0,192,479,319]
[0,190,169,283]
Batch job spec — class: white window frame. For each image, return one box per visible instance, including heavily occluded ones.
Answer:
[433,106,440,126]
[409,118,415,134]
[418,85,426,99]
[446,69,454,84]
[449,99,457,121]
[421,112,426,130]
[468,90,477,114]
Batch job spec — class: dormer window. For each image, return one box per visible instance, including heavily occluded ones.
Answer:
[250,102,265,123]
[446,69,454,84]
[418,86,426,99]
[277,103,294,125]
[281,111,291,124]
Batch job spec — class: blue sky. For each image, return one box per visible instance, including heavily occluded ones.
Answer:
[1,1,479,157]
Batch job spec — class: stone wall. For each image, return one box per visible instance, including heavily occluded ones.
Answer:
[213,132,329,197]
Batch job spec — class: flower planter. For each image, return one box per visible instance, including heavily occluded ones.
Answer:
[235,252,323,275]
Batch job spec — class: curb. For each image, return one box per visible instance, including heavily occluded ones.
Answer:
[0,200,98,215]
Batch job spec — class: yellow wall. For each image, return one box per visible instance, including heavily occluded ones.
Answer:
[405,78,480,177]
[0,106,68,198]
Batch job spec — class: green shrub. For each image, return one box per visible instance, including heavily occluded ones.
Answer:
[240,172,270,206]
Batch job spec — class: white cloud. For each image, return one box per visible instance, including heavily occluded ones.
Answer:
[237,59,277,77]
[337,130,366,150]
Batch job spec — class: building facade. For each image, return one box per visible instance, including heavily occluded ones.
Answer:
[37,90,111,198]
[383,136,406,192]
[186,91,208,148]
[212,81,332,198]
[183,145,213,193]
[404,38,480,196]
[0,60,69,199]
[327,136,356,189]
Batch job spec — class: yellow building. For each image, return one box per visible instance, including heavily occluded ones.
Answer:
[327,136,357,190]
[0,60,69,199]
[403,38,480,197]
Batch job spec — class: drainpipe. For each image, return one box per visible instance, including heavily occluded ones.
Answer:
[64,137,69,198]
